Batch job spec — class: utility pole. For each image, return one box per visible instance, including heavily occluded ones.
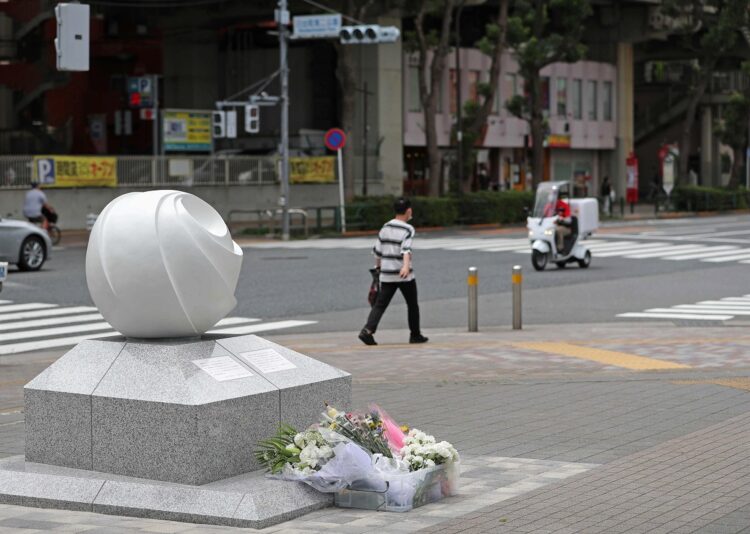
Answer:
[153,75,159,158]
[277,0,291,241]
[455,3,464,193]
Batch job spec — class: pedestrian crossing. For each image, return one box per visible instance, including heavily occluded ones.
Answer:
[0,300,316,355]
[617,294,750,323]
[246,236,750,266]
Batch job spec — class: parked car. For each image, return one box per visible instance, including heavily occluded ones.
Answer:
[0,216,52,271]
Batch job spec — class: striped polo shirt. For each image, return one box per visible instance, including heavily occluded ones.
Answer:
[373,219,415,283]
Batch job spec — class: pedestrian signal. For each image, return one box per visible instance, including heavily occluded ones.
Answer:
[245,104,260,134]
[212,111,226,138]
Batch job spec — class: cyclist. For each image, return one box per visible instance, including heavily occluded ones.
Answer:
[23,182,56,228]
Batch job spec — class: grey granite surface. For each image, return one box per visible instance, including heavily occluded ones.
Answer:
[23,335,352,485]
[0,456,332,529]
[24,390,92,470]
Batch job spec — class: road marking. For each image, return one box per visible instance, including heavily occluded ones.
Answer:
[648,307,750,316]
[594,243,671,257]
[0,306,98,322]
[0,322,115,342]
[514,342,690,370]
[617,312,734,321]
[624,245,710,258]
[207,320,316,335]
[0,313,104,331]
[663,247,740,260]
[702,252,750,262]
[0,332,122,355]
[0,303,58,314]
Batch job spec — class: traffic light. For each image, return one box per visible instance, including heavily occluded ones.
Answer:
[54,3,90,71]
[212,111,226,138]
[245,104,260,133]
[339,25,400,45]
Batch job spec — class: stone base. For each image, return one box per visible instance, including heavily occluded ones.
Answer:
[24,335,351,485]
[0,456,331,529]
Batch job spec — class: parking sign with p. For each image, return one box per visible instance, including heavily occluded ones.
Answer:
[36,158,56,185]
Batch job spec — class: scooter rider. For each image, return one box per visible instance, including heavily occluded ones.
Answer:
[554,199,572,252]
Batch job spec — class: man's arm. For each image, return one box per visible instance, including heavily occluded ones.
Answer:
[399,252,411,278]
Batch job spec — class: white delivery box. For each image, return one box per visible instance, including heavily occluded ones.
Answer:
[569,198,598,237]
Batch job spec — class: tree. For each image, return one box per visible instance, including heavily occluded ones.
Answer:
[404,0,459,196]
[714,62,750,189]
[505,0,591,188]
[664,0,749,184]
[715,92,749,188]
[457,0,510,192]
[333,0,376,201]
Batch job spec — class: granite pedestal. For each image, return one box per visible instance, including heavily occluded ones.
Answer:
[7,334,351,527]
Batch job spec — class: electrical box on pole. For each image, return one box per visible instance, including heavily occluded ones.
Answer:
[245,104,260,133]
[339,25,400,45]
[54,3,90,71]
[212,111,226,138]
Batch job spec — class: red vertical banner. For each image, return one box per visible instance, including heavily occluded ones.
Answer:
[626,152,639,204]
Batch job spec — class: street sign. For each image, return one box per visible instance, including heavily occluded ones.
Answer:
[127,76,154,108]
[292,14,341,39]
[324,128,346,151]
[226,109,238,139]
[55,3,89,71]
[163,109,212,152]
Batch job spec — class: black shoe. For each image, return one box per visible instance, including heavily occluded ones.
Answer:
[409,334,429,344]
[359,329,377,346]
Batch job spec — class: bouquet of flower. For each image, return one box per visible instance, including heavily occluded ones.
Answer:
[254,424,333,476]
[254,403,460,511]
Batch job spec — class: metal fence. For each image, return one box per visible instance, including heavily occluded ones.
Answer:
[0,156,279,189]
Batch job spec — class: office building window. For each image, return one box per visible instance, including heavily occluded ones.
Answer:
[572,79,582,120]
[603,81,613,121]
[556,78,567,117]
[588,80,598,121]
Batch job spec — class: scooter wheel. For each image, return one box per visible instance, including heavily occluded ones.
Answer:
[532,250,548,271]
[578,250,591,269]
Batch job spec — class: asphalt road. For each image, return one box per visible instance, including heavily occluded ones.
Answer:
[3,214,750,335]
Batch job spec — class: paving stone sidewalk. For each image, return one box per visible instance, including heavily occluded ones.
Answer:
[1,323,750,532]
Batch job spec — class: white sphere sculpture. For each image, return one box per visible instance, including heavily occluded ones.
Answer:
[86,190,243,338]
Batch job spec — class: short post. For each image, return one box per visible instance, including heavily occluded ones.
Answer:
[467,267,478,332]
[512,265,522,330]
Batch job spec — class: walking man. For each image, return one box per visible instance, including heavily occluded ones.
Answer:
[359,198,428,346]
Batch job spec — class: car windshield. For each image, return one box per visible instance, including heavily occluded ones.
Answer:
[532,183,558,218]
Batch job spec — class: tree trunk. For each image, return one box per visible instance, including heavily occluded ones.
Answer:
[679,64,713,184]
[728,144,743,189]
[527,71,545,188]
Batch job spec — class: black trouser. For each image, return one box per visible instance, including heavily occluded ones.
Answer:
[364,279,421,336]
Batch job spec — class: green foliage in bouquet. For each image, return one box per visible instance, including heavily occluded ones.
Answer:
[254,424,299,474]
[324,404,393,458]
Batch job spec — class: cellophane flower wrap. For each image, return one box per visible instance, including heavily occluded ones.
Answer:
[254,403,460,510]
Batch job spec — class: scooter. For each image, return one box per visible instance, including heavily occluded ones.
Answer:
[527,181,598,271]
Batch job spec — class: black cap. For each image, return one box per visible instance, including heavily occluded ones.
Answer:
[394,197,411,215]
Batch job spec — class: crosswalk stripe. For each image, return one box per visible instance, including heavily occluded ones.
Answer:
[670,306,750,315]
[0,331,123,355]
[0,306,98,322]
[694,300,750,307]
[702,252,750,263]
[663,247,740,260]
[594,243,671,257]
[0,303,58,314]
[623,245,709,259]
[0,300,11,305]
[443,240,501,250]
[585,241,639,251]
[0,322,114,343]
[207,320,316,335]
[617,312,733,321]
[0,313,104,332]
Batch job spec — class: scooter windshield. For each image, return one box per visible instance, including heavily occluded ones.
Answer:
[532,184,558,219]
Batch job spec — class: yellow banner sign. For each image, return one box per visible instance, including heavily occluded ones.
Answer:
[33,156,117,187]
[290,156,336,183]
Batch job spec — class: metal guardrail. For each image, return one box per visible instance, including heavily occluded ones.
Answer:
[0,156,279,189]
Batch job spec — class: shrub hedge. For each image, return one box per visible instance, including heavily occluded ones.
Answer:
[671,186,750,211]
[346,191,535,231]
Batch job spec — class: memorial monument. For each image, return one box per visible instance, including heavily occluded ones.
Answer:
[0,190,351,528]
